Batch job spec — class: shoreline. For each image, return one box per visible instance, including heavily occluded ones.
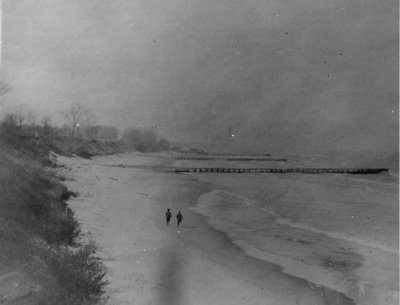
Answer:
[191,187,362,303]
[144,161,356,305]
[191,172,398,305]
[59,153,396,305]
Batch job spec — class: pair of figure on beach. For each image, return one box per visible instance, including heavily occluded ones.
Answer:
[166,209,183,227]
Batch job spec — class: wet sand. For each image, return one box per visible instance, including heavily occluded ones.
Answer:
[58,153,397,305]
[191,169,398,305]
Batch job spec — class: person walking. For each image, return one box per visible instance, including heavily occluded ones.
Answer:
[165,208,172,226]
[176,211,183,227]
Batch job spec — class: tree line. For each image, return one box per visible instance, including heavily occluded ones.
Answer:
[122,127,170,152]
[0,86,172,152]
[0,106,119,142]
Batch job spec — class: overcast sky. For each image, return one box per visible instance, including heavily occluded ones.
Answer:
[1,0,398,154]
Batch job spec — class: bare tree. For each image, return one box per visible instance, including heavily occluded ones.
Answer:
[16,111,24,127]
[6,104,29,128]
[41,115,51,127]
[41,116,52,136]
[0,113,18,134]
[25,112,37,126]
[63,103,85,137]
[82,107,97,138]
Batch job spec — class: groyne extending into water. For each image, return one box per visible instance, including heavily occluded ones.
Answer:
[171,156,287,162]
[175,167,388,174]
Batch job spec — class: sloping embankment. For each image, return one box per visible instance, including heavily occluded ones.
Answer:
[0,143,108,304]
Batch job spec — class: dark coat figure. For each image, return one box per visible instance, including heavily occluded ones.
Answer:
[165,209,172,226]
[176,211,183,227]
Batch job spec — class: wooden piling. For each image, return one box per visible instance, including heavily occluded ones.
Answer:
[174,167,388,174]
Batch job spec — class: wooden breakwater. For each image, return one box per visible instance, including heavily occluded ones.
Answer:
[171,156,287,162]
[175,167,389,174]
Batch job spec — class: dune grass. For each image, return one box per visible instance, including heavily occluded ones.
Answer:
[0,141,108,304]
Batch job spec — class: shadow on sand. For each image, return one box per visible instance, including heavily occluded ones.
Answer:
[156,249,185,305]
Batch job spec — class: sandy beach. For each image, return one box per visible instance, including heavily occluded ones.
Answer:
[58,153,398,305]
